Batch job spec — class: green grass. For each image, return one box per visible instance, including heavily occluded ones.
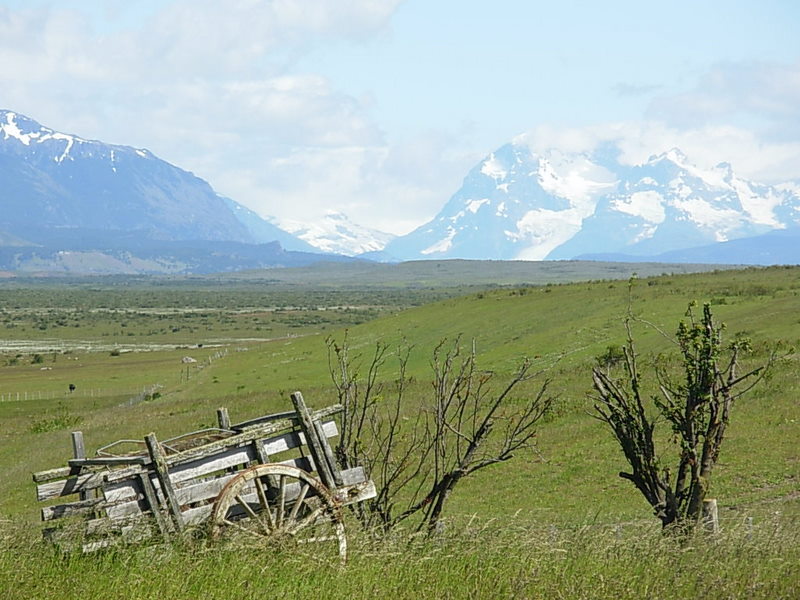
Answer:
[1,515,797,599]
[0,263,798,598]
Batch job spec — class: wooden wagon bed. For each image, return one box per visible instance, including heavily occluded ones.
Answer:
[33,391,375,557]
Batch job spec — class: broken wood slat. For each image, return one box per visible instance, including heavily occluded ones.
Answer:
[139,473,170,537]
[81,525,155,554]
[33,466,76,483]
[338,466,368,487]
[104,496,148,521]
[37,471,107,502]
[71,432,86,462]
[145,433,184,532]
[291,392,336,490]
[41,497,106,521]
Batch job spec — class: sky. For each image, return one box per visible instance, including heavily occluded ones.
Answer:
[1,0,799,235]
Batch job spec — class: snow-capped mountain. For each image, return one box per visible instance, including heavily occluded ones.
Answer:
[0,109,334,273]
[280,211,395,256]
[384,142,800,262]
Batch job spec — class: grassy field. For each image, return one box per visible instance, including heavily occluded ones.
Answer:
[0,263,798,598]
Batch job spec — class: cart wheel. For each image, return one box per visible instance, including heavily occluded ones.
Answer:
[210,463,347,561]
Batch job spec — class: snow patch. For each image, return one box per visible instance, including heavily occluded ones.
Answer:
[672,197,744,233]
[731,179,782,226]
[536,155,616,208]
[280,211,394,255]
[481,154,507,180]
[612,191,666,223]
[422,227,457,255]
[465,199,490,214]
[1,112,33,144]
[510,207,587,260]
[52,133,74,163]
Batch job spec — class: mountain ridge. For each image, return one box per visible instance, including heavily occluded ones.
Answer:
[0,109,337,273]
[382,141,800,264]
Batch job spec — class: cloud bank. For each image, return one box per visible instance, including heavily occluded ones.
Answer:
[0,2,797,235]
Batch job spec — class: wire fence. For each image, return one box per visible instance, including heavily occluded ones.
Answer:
[0,386,159,402]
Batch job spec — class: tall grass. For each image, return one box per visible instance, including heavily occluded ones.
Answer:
[2,513,797,599]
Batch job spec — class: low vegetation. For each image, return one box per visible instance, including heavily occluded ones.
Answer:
[0,263,797,598]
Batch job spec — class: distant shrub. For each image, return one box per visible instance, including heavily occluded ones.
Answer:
[29,403,82,434]
[595,344,625,369]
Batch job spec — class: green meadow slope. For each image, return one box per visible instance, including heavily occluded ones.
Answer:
[0,265,798,598]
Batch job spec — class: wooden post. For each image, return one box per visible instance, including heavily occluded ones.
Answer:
[144,433,184,533]
[702,498,719,534]
[217,407,231,431]
[71,431,90,501]
[290,391,336,490]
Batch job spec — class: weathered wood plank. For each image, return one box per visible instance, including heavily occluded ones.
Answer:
[33,466,75,483]
[36,407,342,492]
[104,497,146,521]
[314,418,343,487]
[37,471,107,501]
[339,466,367,486]
[139,473,170,537]
[145,433,184,533]
[68,456,150,468]
[291,392,336,489]
[71,431,92,502]
[162,405,342,469]
[41,497,105,521]
[335,479,377,507]
[216,407,231,431]
[173,456,314,507]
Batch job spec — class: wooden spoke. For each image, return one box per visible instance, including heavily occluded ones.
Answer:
[287,483,310,523]
[210,464,347,561]
[287,505,325,535]
[276,474,287,528]
[254,476,274,530]
[235,494,259,521]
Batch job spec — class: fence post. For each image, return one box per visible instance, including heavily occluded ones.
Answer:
[702,498,719,534]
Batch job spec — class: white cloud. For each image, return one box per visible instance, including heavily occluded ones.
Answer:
[0,1,420,233]
[517,118,800,186]
[0,4,796,240]
[647,60,800,141]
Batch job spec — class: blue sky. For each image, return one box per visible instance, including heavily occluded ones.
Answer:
[1,1,798,233]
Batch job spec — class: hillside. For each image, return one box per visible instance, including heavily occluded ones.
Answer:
[0,267,797,597]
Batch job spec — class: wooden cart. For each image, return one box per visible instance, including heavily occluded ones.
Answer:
[33,391,375,559]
